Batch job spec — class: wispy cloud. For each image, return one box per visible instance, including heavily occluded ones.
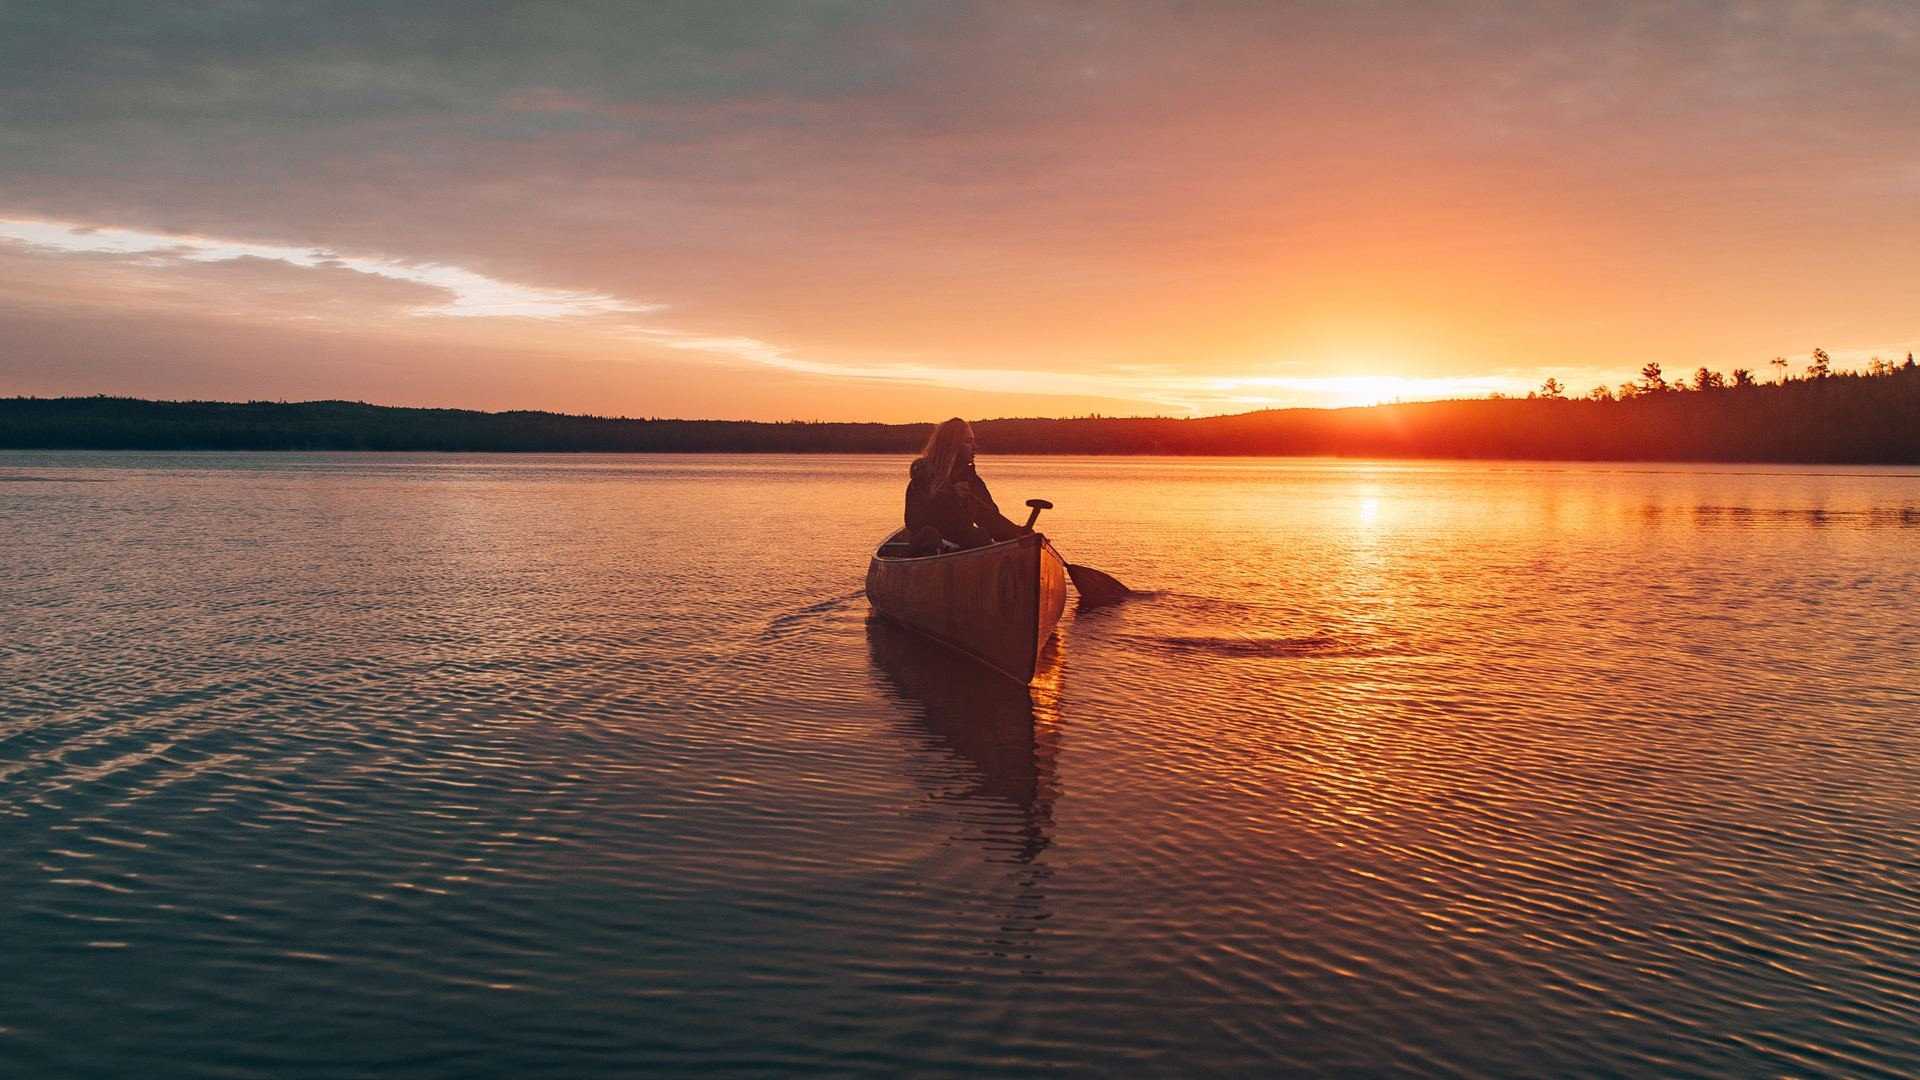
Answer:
[9,216,1494,413]
[0,213,1909,418]
[638,329,1545,411]
[0,219,651,319]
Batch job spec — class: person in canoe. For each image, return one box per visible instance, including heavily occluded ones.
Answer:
[905,418,1029,553]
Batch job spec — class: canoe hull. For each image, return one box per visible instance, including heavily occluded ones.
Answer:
[865,531,1068,684]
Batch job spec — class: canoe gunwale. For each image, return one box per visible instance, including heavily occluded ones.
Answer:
[869,528,1044,565]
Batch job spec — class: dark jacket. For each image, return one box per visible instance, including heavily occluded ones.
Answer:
[905,458,996,545]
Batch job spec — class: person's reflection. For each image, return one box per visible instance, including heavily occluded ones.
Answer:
[866,616,1061,961]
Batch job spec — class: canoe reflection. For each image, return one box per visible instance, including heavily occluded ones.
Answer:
[866,615,1061,866]
[868,615,1062,963]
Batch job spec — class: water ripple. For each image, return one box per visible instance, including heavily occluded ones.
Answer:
[1,452,1916,1076]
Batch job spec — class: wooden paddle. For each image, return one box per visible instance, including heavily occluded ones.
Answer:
[1024,499,1132,606]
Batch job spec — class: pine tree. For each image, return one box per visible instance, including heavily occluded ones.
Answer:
[1639,362,1667,393]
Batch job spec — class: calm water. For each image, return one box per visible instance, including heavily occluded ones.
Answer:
[2,452,1917,1077]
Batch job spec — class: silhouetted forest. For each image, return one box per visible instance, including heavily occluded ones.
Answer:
[4,355,1917,462]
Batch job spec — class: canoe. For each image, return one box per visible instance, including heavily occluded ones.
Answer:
[865,530,1069,684]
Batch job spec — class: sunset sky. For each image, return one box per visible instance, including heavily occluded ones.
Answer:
[4,2,1918,421]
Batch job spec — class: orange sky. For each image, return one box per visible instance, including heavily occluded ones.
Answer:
[2,3,1917,420]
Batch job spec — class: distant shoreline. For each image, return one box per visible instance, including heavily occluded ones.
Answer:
[4,381,1918,462]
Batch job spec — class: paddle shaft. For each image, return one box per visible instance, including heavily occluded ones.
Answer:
[1023,499,1130,605]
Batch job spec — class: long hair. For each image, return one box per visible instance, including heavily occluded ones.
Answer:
[915,417,973,494]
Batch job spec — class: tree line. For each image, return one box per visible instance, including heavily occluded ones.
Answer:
[2,350,1916,462]
[1524,348,1917,401]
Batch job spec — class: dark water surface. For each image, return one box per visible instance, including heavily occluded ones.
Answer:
[3,452,1917,1077]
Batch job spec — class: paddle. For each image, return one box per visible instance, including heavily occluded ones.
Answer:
[1024,499,1133,607]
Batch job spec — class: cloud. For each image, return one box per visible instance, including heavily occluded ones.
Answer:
[0,2,936,132]
[1,211,1573,414]
[0,219,649,318]
[638,329,1560,411]
[4,204,1911,418]
[0,245,455,325]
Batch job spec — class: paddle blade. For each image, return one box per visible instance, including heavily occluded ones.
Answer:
[1066,562,1131,607]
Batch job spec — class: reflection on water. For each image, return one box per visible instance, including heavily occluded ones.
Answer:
[2,451,1917,1077]
[868,615,1059,858]
[867,616,1059,959]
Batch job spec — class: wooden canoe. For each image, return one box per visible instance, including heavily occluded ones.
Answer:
[865,530,1068,684]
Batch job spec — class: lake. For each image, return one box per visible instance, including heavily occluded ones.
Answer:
[2,452,1916,1077]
